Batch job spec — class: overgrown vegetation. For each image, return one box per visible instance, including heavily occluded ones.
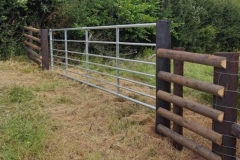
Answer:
[1,0,240,60]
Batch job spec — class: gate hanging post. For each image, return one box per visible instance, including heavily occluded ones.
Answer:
[41,29,49,70]
[155,20,171,133]
[213,52,239,160]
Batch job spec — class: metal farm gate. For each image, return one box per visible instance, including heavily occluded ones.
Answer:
[49,23,157,109]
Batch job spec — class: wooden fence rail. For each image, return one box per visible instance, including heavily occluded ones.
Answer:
[23,26,49,70]
[155,20,239,160]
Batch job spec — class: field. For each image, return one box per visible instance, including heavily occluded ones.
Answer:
[0,56,239,160]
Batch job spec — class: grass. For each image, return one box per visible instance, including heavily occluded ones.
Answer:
[8,86,35,103]
[0,86,48,159]
[183,62,213,104]
[0,55,239,160]
[56,95,74,104]
[0,59,71,160]
[0,107,47,159]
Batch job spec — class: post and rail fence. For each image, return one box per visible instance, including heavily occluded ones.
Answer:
[155,20,240,160]
[22,21,240,160]
[23,26,49,70]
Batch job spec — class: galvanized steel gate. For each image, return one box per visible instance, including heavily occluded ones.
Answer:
[49,23,156,109]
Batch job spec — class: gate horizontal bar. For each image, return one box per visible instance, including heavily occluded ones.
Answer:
[50,23,156,31]
[56,73,155,109]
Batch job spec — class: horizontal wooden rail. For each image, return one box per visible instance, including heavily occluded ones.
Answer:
[23,34,41,43]
[157,108,223,145]
[25,47,42,60]
[231,123,240,139]
[157,90,224,122]
[24,40,41,51]
[158,71,225,97]
[157,48,226,69]
[26,51,41,66]
[24,26,40,33]
[157,124,221,160]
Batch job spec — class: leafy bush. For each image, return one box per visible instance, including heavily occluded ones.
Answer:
[167,0,240,53]
[1,0,240,60]
[0,0,59,60]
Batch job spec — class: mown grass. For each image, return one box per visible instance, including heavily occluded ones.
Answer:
[1,54,239,160]
[0,58,74,160]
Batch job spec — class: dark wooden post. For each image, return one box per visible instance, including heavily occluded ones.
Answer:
[213,52,239,160]
[155,20,171,133]
[41,29,49,70]
[172,47,185,150]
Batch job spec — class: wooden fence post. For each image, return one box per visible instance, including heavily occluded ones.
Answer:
[41,29,49,70]
[213,52,239,160]
[155,20,171,133]
[172,47,185,150]
[26,26,33,56]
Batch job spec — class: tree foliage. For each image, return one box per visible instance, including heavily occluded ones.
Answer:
[1,0,240,59]
[0,0,59,60]
[165,0,240,53]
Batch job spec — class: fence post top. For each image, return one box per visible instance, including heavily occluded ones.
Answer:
[157,20,171,23]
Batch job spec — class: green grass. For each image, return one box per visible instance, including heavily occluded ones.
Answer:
[84,152,103,160]
[0,106,47,159]
[8,86,36,103]
[120,49,156,86]
[183,62,213,104]
[0,85,48,160]
[56,95,74,104]
[32,82,59,92]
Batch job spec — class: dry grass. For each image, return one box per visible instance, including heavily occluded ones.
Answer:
[0,57,239,160]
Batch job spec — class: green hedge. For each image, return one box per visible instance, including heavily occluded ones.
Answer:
[1,0,240,59]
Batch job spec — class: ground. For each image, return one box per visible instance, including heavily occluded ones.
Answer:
[0,57,239,160]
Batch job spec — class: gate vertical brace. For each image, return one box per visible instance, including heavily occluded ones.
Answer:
[155,20,171,133]
[116,27,120,94]
[172,47,184,150]
[213,52,239,160]
[41,29,49,70]
[64,30,68,75]
[49,29,54,70]
[85,29,89,84]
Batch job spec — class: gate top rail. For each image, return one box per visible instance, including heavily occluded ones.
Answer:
[50,23,156,31]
